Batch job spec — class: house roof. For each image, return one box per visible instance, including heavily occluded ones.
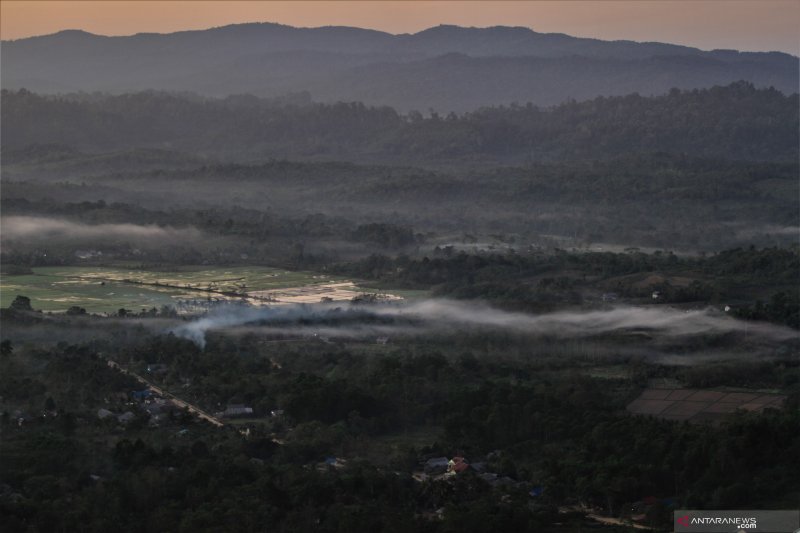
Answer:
[452,462,469,473]
[117,412,136,423]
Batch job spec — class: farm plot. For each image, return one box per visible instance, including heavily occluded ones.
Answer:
[0,271,190,313]
[1,266,409,313]
[248,281,403,304]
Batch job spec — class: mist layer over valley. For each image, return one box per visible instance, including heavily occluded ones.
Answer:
[3,83,798,253]
[168,299,799,353]
[1,215,203,243]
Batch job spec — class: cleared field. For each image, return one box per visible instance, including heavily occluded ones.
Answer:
[26,266,333,291]
[1,266,415,313]
[1,271,187,313]
[627,388,787,423]
[249,281,402,304]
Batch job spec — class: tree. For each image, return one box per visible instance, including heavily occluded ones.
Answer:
[9,295,33,311]
[0,340,12,357]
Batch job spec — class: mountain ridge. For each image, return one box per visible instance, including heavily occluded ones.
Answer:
[2,22,797,111]
[6,23,796,57]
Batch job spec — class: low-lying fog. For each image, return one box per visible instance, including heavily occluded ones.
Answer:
[171,299,799,348]
[0,216,202,244]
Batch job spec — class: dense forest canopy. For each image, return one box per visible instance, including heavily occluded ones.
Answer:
[2,82,798,164]
[2,293,799,531]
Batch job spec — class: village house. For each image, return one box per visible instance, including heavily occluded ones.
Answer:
[144,399,174,418]
[448,456,469,474]
[146,363,169,374]
[217,404,254,418]
[424,457,450,475]
[131,389,153,401]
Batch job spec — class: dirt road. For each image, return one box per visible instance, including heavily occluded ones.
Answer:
[107,360,225,427]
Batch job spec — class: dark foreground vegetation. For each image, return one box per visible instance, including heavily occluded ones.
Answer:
[1,305,799,532]
[1,244,799,533]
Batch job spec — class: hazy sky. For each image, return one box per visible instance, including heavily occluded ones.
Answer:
[2,1,799,54]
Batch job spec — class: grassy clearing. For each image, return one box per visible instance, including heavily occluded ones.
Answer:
[28,266,331,291]
[1,265,421,313]
[0,272,186,313]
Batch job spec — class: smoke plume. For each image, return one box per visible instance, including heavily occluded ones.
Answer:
[171,299,798,348]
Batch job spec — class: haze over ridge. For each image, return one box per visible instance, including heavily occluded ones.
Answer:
[3,22,797,112]
[3,0,798,54]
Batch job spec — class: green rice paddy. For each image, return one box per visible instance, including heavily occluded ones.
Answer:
[1,266,357,313]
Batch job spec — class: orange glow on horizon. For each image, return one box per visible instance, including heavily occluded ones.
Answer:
[1,1,798,55]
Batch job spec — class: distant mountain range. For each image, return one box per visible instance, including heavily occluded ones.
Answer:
[2,23,798,111]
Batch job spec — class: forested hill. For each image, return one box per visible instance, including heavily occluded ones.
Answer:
[2,23,797,111]
[2,82,797,165]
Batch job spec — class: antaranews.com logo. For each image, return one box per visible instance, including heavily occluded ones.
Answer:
[674,510,799,532]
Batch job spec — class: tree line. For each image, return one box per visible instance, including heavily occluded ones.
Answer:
[3,82,797,164]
